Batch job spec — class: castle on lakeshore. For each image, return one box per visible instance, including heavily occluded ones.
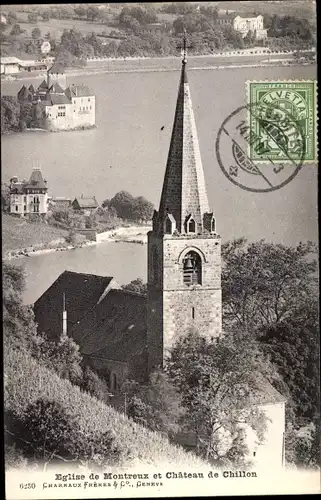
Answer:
[34,43,286,468]
[17,63,95,132]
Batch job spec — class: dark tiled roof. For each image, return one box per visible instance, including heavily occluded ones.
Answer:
[73,196,99,209]
[27,168,46,189]
[65,84,93,98]
[34,271,115,332]
[71,289,147,363]
[48,83,65,95]
[45,94,71,105]
[38,79,49,90]
[48,62,65,74]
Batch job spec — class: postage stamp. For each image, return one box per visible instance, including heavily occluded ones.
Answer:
[247,81,317,162]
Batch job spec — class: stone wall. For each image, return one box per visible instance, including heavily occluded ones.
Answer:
[147,231,222,373]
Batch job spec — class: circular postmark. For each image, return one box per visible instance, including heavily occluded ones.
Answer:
[215,103,306,193]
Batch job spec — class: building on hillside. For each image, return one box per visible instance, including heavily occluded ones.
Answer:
[217,13,267,39]
[16,63,96,131]
[9,168,48,216]
[1,13,7,24]
[0,56,20,75]
[33,51,286,468]
[71,195,99,215]
[48,197,72,210]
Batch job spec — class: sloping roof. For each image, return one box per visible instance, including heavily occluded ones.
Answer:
[71,289,147,363]
[157,60,210,234]
[1,56,20,64]
[48,82,65,94]
[28,84,35,93]
[218,12,237,20]
[65,84,93,98]
[48,62,65,74]
[38,79,49,90]
[27,168,46,189]
[239,374,287,408]
[34,271,115,340]
[45,94,71,105]
[73,196,99,209]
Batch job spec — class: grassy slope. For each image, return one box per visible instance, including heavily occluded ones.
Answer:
[2,213,68,254]
[4,347,206,468]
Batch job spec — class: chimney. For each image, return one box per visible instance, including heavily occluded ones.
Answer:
[62,292,67,336]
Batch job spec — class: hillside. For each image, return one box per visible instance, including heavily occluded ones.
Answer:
[4,346,207,469]
[2,213,68,255]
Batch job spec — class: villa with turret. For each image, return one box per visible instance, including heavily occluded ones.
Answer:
[17,63,95,132]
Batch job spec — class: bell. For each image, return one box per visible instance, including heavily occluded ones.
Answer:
[184,257,193,269]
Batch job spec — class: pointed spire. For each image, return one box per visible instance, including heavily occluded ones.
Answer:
[157,32,210,234]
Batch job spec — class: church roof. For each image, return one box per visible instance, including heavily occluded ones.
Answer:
[70,289,147,365]
[157,59,210,233]
[45,94,70,105]
[34,271,115,339]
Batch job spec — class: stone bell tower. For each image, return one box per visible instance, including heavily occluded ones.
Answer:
[147,36,222,374]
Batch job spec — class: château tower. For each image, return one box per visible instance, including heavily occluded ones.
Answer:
[147,39,222,374]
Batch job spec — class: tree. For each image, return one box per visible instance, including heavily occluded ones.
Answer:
[132,196,154,222]
[108,190,135,220]
[74,6,86,18]
[166,328,278,464]
[3,263,39,351]
[221,239,317,332]
[81,366,111,402]
[10,24,23,36]
[7,11,17,25]
[259,300,319,421]
[1,96,20,133]
[32,27,41,39]
[122,370,184,437]
[122,278,147,295]
[86,6,101,22]
[28,13,38,24]
[42,11,50,22]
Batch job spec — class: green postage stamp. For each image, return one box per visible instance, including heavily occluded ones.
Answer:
[247,81,317,163]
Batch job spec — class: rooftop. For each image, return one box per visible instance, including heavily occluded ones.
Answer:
[73,196,99,209]
[65,84,93,98]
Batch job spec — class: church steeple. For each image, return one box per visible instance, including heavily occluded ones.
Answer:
[147,36,221,375]
[156,31,210,234]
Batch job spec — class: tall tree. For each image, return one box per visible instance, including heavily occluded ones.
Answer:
[166,328,281,464]
[221,239,317,332]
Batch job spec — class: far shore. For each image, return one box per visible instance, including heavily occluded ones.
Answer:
[4,225,151,261]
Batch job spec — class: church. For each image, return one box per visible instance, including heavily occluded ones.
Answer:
[34,50,285,468]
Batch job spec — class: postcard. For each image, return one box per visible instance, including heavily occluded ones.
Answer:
[2,1,319,498]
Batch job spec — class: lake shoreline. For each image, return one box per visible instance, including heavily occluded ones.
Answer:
[3,225,150,261]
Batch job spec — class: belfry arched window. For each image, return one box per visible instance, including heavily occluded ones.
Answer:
[211,217,216,233]
[183,251,202,286]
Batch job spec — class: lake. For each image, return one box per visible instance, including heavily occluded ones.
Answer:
[2,63,318,304]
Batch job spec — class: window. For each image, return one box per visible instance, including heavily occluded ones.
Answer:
[192,307,195,319]
[183,251,202,286]
[188,219,196,233]
[165,217,172,234]
[24,196,26,202]
[88,98,90,102]
[152,247,159,283]
[15,205,18,212]
[24,205,26,212]
[211,217,216,232]
[111,373,118,393]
